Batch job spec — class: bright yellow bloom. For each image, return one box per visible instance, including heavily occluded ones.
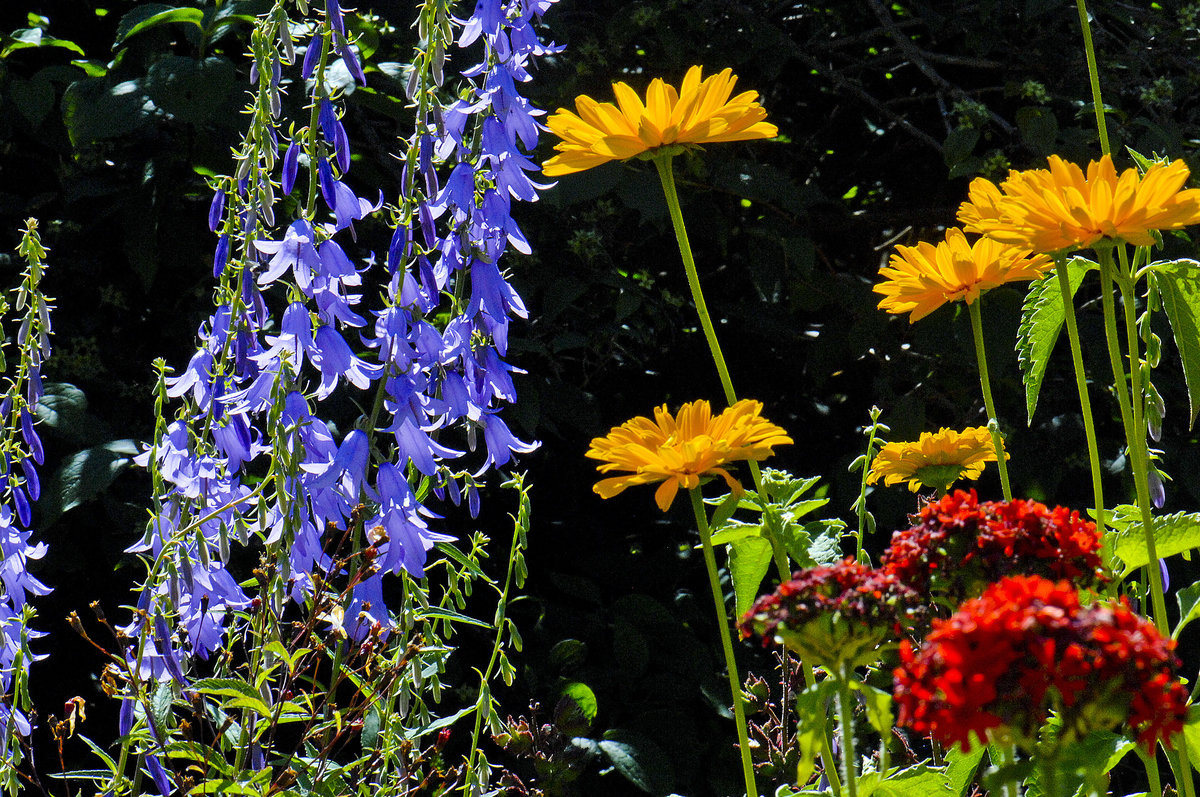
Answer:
[542,66,778,177]
[867,427,1003,493]
[587,399,792,511]
[959,154,1200,254]
[874,228,1052,323]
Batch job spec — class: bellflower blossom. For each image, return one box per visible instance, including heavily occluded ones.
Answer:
[129,0,558,707]
[0,221,53,760]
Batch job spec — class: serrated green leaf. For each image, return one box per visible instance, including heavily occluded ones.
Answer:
[1016,257,1095,424]
[945,745,986,796]
[729,535,774,617]
[1110,508,1200,577]
[1152,260,1200,426]
[114,4,204,45]
[874,764,954,797]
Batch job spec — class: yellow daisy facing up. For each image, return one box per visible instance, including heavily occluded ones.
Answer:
[542,66,778,177]
[958,154,1200,254]
[587,399,792,511]
[867,427,1004,493]
[874,227,1052,323]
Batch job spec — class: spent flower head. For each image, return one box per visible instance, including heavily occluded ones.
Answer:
[587,399,791,511]
[958,154,1200,254]
[866,426,1001,493]
[882,489,1106,601]
[894,575,1188,751]
[739,558,922,669]
[542,66,777,176]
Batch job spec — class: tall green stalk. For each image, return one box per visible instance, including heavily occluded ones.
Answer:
[654,155,738,406]
[690,488,758,797]
[1052,258,1107,537]
[967,300,1013,500]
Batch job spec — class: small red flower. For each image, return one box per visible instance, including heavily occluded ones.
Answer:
[739,558,922,668]
[893,575,1188,751]
[883,490,1105,601]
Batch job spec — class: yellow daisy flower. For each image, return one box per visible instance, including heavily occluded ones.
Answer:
[542,66,778,177]
[958,154,1200,254]
[874,227,1052,323]
[867,427,1003,493]
[587,399,792,511]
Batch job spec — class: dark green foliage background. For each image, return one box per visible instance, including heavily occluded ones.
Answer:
[4,0,1200,794]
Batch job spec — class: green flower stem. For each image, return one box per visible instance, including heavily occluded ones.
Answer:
[967,300,1012,500]
[835,664,860,797]
[690,487,758,797]
[1096,250,1168,635]
[1053,257,1107,537]
[1075,0,1111,155]
[654,155,739,408]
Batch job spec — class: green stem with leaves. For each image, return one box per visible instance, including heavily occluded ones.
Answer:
[967,300,1012,500]
[689,488,758,797]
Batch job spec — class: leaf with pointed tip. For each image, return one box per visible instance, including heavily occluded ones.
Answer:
[1016,257,1095,424]
[1151,260,1200,426]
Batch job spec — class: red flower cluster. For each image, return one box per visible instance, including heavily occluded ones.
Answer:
[882,490,1105,600]
[739,558,922,668]
[893,575,1188,751]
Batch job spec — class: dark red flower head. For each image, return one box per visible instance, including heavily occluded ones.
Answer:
[893,575,1188,752]
[882,490,1106,602]
[739,558,922,669]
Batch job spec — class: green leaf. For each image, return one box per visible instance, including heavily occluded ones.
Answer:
[943,127,980,167]
[1152,260,1200,426]
[42,440,138,526]
[945,745,986,796]
[2,28,85,57]
[114,4,204,45]
[1109,507,1200,577]
[361,708,380,752]
[793,680,837,788]
[1016,258,1095,424]
[1185,705,1200,772]
[728,535,774,617]
[61,77,155,147]
[144,56,235,125]
[558,681,598,725]
[598,729,675,795]
[848,680,893,736]
[874,764,955,797]
[1174,580,1200,640]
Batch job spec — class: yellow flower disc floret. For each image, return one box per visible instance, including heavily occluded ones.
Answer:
[543,66,778,177]
[587,399,792,511]
[958,154,1200,254]
[874,228,1052,323]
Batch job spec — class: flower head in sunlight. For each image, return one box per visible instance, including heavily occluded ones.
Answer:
[739,558,922,669]
[866,426,1002,493]
[874,227,1051,323]
[882,489,1106,601]
[587,399,791,511]
[542,66,777,176]
[958,154,1200,253]
[894,575,1188,751]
